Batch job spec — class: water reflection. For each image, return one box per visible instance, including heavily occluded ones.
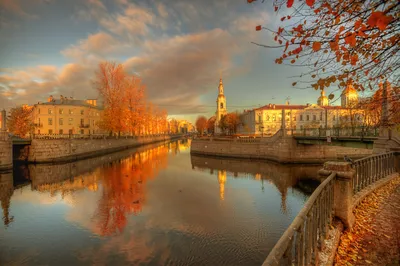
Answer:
[1,139,321,266]
[191,155,321,213]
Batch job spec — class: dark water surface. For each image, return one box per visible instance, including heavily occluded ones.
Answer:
[0,139,321,266]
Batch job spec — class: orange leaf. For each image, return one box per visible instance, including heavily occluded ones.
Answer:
[256,25,262,31]
[312,42,321,52]
[274,6,278,12]
[287,0,294,8]
[344,33,357,47]
[291,59,296,64]
[305,0,315,7]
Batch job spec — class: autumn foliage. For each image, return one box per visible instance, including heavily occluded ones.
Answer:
[7,106,34,137]
[219,112,241,134]
[195,116,207,135]
[94,62,168,136]
[250,0,399,93]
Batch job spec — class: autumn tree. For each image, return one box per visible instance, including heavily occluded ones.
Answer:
[94,61,169,136]
[7,106,34,137]
[220,113,241,135]
[207,116,216,134]
[195,116,207,135]
[94,62,128,135]
[250,0,399,95]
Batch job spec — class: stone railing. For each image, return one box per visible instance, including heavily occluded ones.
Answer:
[32,133,179,140]
[353,152,396,193]
[262,172,335,266]
[0,131,9,141]
[263,152,398,266]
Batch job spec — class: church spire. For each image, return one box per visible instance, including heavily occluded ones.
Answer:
[218,78,224,95]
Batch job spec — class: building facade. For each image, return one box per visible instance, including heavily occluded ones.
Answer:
[238,85,365,135]
[215,78,227,134]
[32,95,104,135]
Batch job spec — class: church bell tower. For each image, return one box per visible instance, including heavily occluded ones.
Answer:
[215,78,227,134]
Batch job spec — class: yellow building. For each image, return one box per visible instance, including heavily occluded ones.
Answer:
[238,85,364,135]
[32,95,104,135]
[215,78,227,134]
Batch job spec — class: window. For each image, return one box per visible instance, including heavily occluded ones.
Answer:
[38,108,41,114]
[258,115,261,123]
[69,129,73,134]
[59,109,64,114]
[38,130,40,134]
[320,112,323,121]
[59,118,63,125]
[38,118,41,126]
[59,129,63,134]
[313,115,316,121]
[80,110,84,115]
[48,109,53,114]
[293,115,296,121]
[48,129,53,134]
[69,118,73,125]
[48,118,53,125]
[333,115,336,121]
[306,115,310,121]
[80,118,84,125]
[92,120,95,126]
[272,114,276,121]
[300,125,303,130]
[80,129,84,134]
[266,115,269,121]
[69,109,73,115]
[300,115,303,121]
[220,103,223,109]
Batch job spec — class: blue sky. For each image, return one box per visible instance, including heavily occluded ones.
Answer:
[0,0,341,122]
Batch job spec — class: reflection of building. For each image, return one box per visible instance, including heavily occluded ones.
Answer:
[32,95,104,135]
[215,78,227,134]
[238,84,364,135]
[0,172,14,226]
[217,170,226,200]
[191,154,322,212]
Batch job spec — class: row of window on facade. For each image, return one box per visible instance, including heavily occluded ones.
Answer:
[258,113,362,123]
[38,118,96,126]
[37,108,99,116]
[37,129,96,135]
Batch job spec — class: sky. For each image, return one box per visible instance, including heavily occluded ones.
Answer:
[0,0,343,123]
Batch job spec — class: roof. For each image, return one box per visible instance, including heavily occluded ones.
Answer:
[36,99,103,110]
[255,104,307,110]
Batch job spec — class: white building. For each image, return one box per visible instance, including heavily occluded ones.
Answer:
[238,85,364,135]
[214,78,227,134]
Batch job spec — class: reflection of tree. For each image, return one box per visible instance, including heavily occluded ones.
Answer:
[93,145,169,236]
[0,172,14,226]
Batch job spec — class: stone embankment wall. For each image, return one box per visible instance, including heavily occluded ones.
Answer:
[28,135,182,163]
[0,136,12,171]
[191,136,372,164]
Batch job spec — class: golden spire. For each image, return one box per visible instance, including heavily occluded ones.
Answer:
[218,170,227,201]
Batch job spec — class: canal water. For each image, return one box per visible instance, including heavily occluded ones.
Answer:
[0,139,321,266]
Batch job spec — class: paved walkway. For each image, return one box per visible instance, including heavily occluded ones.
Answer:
[335,177,400,266]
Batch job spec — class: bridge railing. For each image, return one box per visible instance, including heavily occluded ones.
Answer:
[289,127,379,138]
[353,152,396,193]
[262,172,336,266]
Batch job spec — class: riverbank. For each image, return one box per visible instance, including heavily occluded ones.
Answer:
[24,134,184,163]
[190,136,372,164]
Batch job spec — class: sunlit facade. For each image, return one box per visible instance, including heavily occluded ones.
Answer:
[238,84,365,135]
[31,95,104,135]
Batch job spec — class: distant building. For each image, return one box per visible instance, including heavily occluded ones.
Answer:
[238,85,365,135]
[215,78,227,134]
[32,95,104,135]
[168,119,194,134]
